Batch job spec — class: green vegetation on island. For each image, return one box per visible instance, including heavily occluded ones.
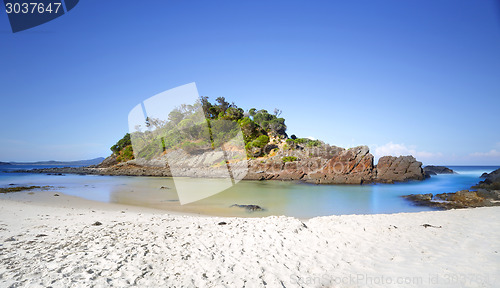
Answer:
[110,97,314,163]
[286,137,321,148]
[110,133,134,162]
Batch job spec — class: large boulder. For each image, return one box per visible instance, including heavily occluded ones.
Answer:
[307,146,375,184]
[375,155,425,183]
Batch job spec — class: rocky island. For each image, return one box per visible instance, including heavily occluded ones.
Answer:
[12,97,427,185]
[16,144,426,185]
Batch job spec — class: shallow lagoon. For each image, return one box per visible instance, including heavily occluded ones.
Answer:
[1,165,498,218]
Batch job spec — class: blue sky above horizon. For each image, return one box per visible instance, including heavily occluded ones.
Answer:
[1,0,499,165]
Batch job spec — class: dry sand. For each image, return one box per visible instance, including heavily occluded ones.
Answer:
[0,191,499,287]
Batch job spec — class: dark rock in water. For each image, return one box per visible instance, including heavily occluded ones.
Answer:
[473,168,500,191]
[434,190,485,206]
[230,204,264,212]
[160,186,170,190]
[375,156,425,183]
[403,194,437,208]
[482,168,500,182]
[424,166,455,175]
[408,168,500,210]
[218,222,227,225]
[404,193,433,203]
[53,194,60,196]
[403,190,496,209]
[92,221,102,226]
[36,234,48,237]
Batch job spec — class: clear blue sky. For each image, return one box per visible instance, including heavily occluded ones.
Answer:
[1,0,499,165]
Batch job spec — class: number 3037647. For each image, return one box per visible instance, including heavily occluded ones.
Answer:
[5,2,62,14]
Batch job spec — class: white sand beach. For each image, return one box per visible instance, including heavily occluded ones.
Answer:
[0,191,499,287]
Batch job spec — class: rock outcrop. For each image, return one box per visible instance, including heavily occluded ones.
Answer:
[306,146,375,184]
[243,145,424,184]
[375,156,425,183]
[472,168,500,200]
[94,155,118,168]
[423,165,455,176]
[243,144,343,181]
[475,168,500,188]
[434,190,486,207]
[11,144,427,185]
[404,190,497,209]
[404,168,500,209]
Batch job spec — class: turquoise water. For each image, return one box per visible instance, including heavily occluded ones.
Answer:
[0,165,498,218]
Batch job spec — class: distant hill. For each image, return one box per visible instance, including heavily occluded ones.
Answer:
[4,157,105,166]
